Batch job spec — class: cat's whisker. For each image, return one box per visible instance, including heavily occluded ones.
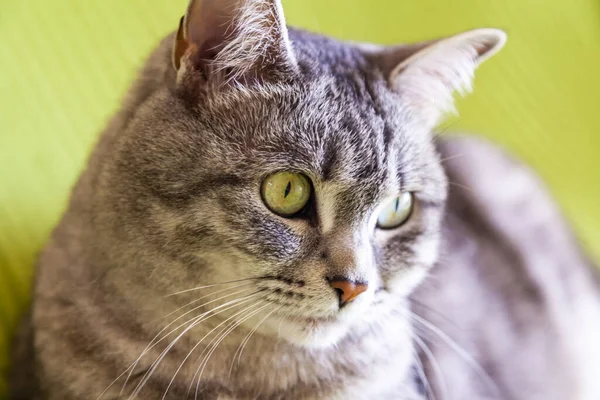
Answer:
[235,305,281,368]
[432,122,458,141]
[190,302,269,397]
[229,304,282,379]
[161,300,266,400]
[129,298,255,400]
[159,283,255,322]
[193,302,275,399]
[165,277,263,297]
[278,315,285,337]
[412,333,448,400]
[438,153,465,164]
[117,287,256,396]
[412,346,435,400]
[109,287,255,397]
[100,311,210,399]
[409,298,460,331]
[187,309,263,398]
[128,292,263,399]
[414,172,475,194]
[410,312,500,398]
[394,124,458,176]
[448,180,474,193]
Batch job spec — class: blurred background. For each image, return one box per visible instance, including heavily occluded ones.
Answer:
[1,0,599,396]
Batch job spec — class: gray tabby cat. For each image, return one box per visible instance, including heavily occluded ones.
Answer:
[9,0,600,399]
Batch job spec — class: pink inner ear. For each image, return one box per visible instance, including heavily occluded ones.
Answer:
[186,0,238,53]
[175,0,297,84]
[468,31,506,61]
[198,38,227,61]
[474,40,494,57]
[173,0,242,73]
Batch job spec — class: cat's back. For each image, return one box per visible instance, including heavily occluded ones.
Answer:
[413,135,600,400]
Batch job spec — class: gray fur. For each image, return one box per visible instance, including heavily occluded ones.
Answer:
[9,1,600,399]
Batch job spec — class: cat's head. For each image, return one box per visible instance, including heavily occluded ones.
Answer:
[100,0,505,347]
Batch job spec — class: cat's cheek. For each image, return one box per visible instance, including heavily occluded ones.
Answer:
[381,236,437,295]
[414,232,441,267]
[386,266,429,297]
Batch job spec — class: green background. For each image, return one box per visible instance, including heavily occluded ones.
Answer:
[1,0,599,395]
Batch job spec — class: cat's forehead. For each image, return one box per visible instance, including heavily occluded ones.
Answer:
[287,77,396,181]
[201,74,421,197]
[186,32,432,201]
[216,77,399,160]
[190,29,421,185]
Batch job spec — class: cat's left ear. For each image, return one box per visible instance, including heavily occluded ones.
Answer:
[365,29,506,126]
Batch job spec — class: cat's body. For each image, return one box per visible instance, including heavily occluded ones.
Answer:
[415,138,600,399]
[9,1,600,399]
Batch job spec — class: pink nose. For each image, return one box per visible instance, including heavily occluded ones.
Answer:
[328,279,368,307]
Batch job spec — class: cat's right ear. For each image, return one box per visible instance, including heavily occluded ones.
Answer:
[362,29,506,127]
[172,0,298,92]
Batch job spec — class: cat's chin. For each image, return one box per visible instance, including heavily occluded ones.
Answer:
[266,315,353,349]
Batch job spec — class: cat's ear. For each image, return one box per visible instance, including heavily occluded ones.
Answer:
[173,0,297,89]
[365,29,506,126]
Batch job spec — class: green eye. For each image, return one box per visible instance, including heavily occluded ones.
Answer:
[261,172,311,217]
[376,192,414,229]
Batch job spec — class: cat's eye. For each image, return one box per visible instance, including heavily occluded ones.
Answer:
[261,172,312,217]
[376,192,414,229]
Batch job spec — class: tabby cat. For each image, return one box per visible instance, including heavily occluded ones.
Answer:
[10,0,600,399]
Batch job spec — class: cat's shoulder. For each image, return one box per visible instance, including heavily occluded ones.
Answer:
[416,135,600,400]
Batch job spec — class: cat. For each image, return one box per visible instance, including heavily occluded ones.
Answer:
[9,0,600,399]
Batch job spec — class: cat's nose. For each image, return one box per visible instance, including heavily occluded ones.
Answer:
[328,278,368,307]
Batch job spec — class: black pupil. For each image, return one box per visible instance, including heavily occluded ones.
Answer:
[284,181,292,198]
[394,197,400,213]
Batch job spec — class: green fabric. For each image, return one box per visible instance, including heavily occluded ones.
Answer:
[1,0,599,395]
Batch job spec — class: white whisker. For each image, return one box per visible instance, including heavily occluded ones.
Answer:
[165,277,262,297]
[438,153,465,164]
[277,314,285,337]
[412,346,435,400]
[410,312,500,398]
[229,304,282,379]
[448,180,473,193]
[117,287,256,396]
[413,333,448,400]
[128,292,263,399]
[159,283,254,322]
[162,300,266,400]
[192,303,274,399]
[98,287,258,399]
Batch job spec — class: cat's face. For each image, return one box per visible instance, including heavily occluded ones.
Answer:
[102,0,504,348]
[119,69,446,346]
